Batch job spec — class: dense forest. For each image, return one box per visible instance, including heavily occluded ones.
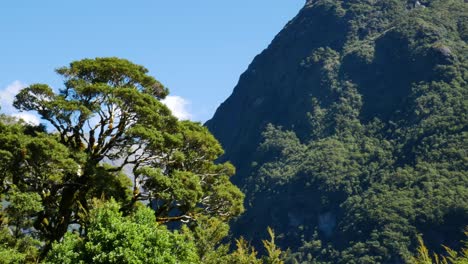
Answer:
[207,0,468,263]
[0,58,283,263]
[0,0,467,263]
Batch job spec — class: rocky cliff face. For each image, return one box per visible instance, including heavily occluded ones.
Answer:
[207,0,467,262]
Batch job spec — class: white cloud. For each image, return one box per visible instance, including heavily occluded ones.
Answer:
[0,81,40,125]
[12,113,40,126]
[0,80,26,113]
[161,95,192,120]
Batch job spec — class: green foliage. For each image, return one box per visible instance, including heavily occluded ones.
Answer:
[222,1,468,263]
[46,200,286,264]
[46,199,199,264]
[228,238,263,264]
[248,77,466,262]
[183,216,231,263]
[227,229,284,264]
[262,227,284,264]
[0,227,41,264]
[412,232,468,264]
[4,190,43,237]
[0,1,466,263]
[0,57,244,260]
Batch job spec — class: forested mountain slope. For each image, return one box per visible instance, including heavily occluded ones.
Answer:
[206,0,468,262]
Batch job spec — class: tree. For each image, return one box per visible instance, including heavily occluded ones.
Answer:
[45,199,200,264]
[225,228,284,264]
[2,57,243,257]
[45,199,287,264]
[412,232,468,264]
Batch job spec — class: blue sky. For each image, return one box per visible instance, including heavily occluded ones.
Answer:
[0,0,303,123]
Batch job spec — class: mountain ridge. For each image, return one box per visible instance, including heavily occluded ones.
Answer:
[207,0,467,262]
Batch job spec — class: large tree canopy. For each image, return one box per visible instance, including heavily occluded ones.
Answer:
[0,57,244,259]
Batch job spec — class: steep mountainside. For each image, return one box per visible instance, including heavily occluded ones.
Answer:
[206,0,467,263]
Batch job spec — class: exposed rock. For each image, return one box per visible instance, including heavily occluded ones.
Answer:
[434,45,453,58]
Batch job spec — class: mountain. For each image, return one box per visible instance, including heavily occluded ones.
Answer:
[206,0,467,263]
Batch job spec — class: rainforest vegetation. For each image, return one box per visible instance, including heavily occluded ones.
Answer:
[0,0,467,263]
[0,58,281,263]
[206,0,468,263]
